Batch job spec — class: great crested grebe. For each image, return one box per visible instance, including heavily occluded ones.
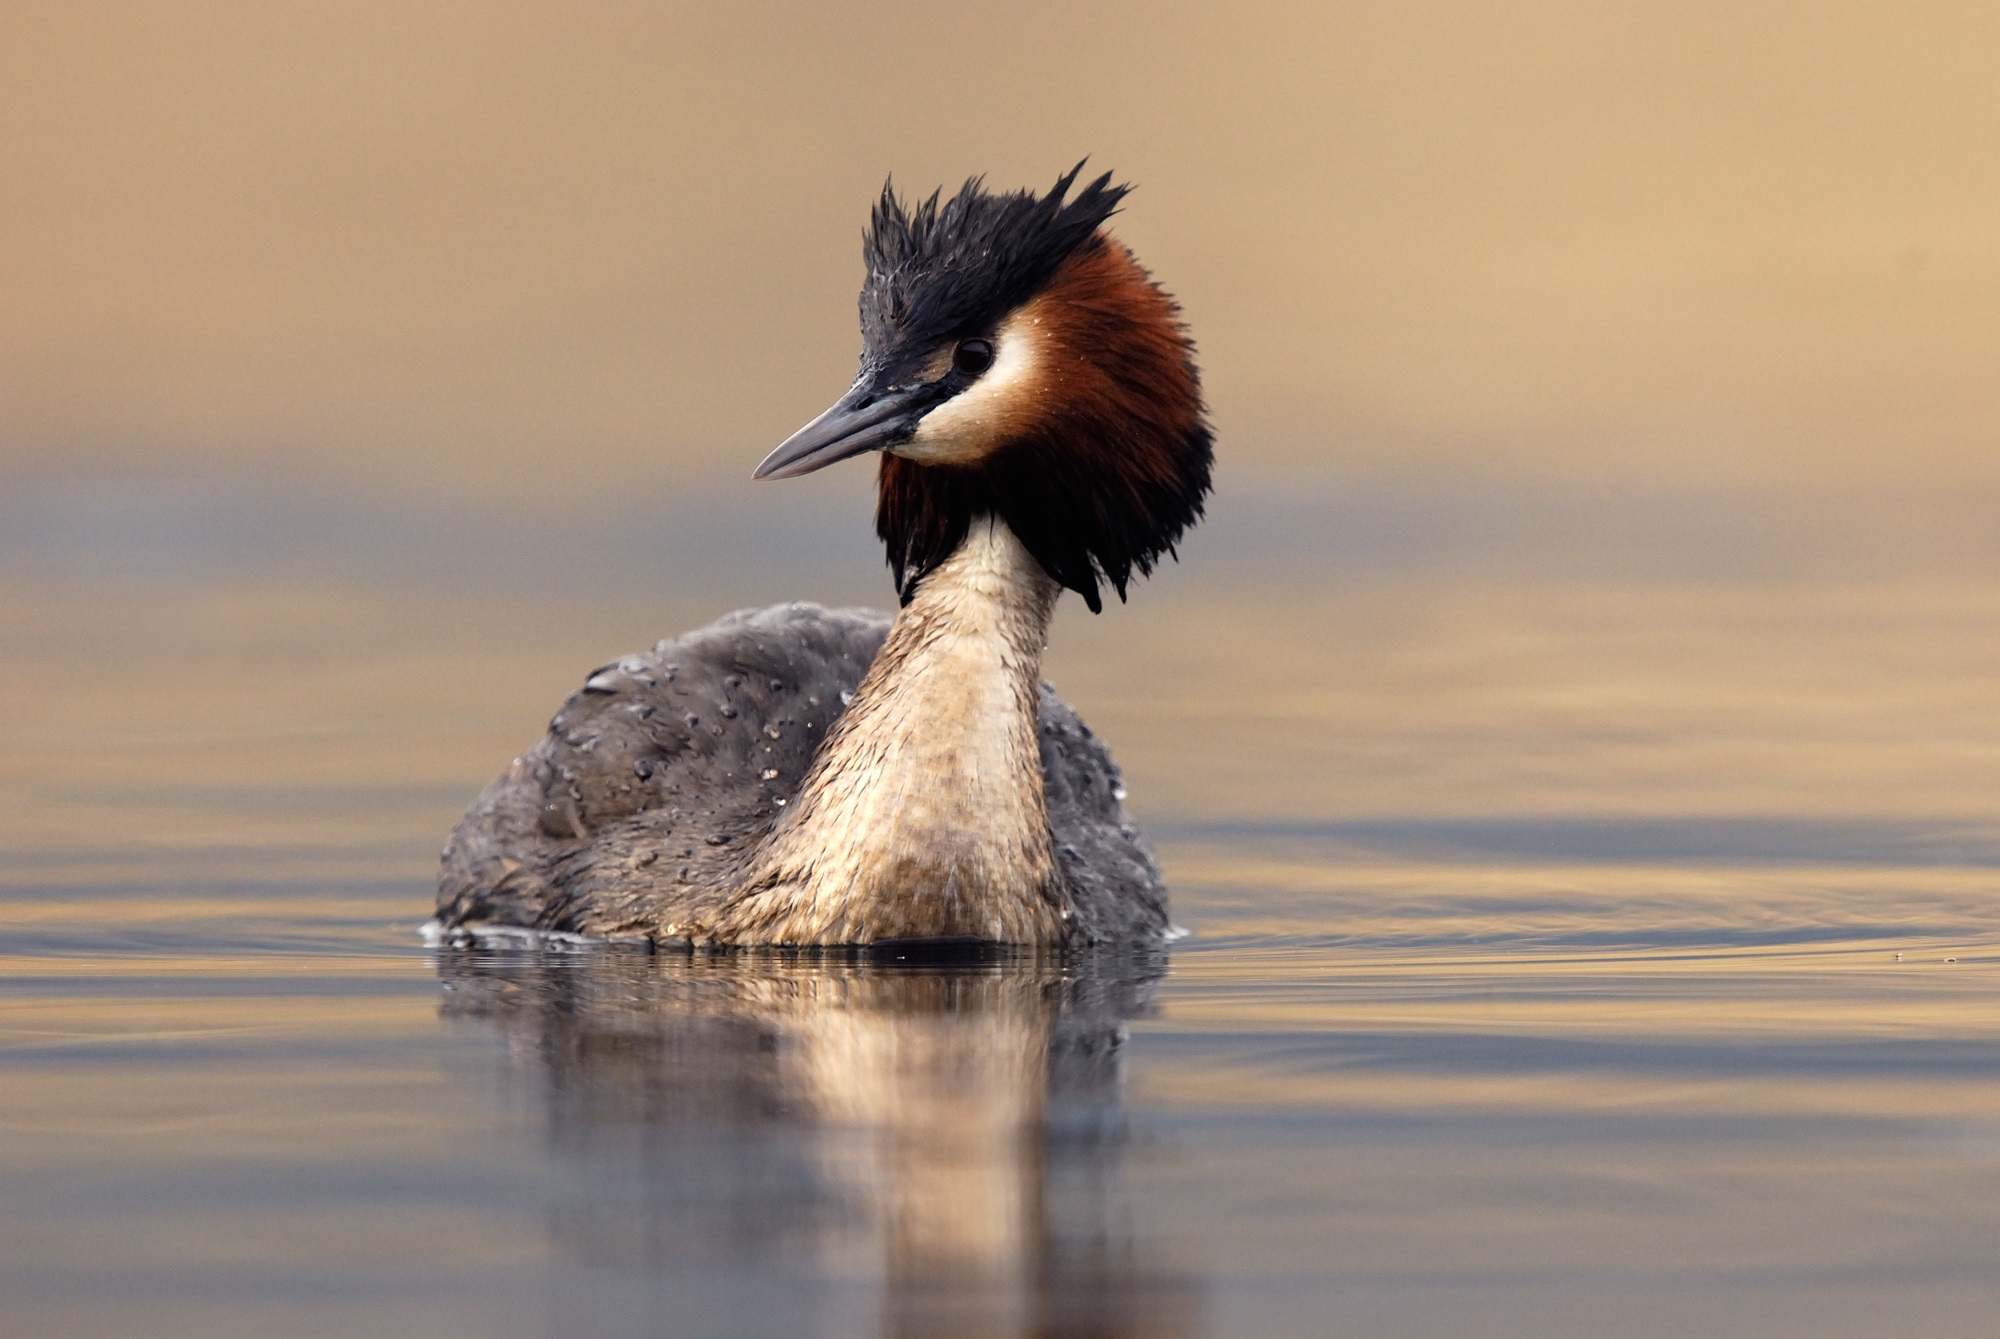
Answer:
[434,166,1212,947]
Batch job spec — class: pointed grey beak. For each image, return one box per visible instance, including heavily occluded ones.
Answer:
[754,381,941,480]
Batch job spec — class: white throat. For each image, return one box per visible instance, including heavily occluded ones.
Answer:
[715,518,1069,944]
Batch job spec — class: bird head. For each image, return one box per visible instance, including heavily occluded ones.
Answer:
[755,165,1213,613]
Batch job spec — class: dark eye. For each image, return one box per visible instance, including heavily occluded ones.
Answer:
[952,338,995,377]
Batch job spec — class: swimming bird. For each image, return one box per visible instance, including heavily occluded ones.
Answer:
[434,165,1212,948]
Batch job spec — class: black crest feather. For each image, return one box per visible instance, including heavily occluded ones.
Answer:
[861,163,1126,380]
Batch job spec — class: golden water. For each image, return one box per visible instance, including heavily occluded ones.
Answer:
[3,568,1995,1338]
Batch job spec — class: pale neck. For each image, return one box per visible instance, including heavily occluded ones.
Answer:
[715,518,1069,945]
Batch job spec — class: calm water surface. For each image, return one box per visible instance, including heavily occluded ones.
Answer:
[4,574,1998,1337]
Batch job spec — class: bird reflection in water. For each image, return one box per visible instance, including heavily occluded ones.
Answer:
[436,946,1202,1337]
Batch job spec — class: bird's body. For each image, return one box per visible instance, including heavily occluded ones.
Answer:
[436,598,1167,945]
[436,166,1211,948]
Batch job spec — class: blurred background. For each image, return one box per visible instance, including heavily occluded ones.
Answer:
[4,0,1999,855]
[7,9,2000,1336]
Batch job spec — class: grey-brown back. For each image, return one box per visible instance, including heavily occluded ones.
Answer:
[436,603,1168,944]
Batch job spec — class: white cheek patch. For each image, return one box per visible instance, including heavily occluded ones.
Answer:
[894,313,1045,465]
